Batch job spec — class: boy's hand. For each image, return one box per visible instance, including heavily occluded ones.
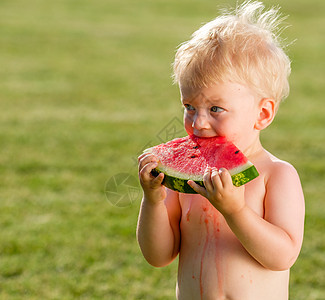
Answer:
[138,153,166,203]
[188,167,245,216]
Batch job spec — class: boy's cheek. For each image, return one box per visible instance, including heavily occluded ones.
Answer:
[183,117,194,135]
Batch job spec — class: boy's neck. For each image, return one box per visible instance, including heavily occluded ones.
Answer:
[241,137,264,160]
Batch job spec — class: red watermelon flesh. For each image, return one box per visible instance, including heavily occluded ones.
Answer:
[144,135,259,193]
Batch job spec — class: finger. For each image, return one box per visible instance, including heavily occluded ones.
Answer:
[188,180,207,197]
[137,152,148,161]
[218,168,232,188]
[139,153,158,164]
[152,172,164,187]
[138,153,158,171]
[139,161,159,180]
[210,167,223,190]
[203,167,214,191]
[138,153,154,166]
[141,152,158,160]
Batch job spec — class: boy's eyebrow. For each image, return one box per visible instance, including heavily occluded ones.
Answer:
[182,95,227,107]
[200,94,227,106]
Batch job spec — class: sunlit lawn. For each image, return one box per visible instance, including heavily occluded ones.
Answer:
[0,0,324,299]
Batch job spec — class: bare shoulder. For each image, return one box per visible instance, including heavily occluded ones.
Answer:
[252,150,304,206]
[261,151,301,185]
[258,150,304,217]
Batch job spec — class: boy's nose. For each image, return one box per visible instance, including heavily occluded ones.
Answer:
[192,113,211,130]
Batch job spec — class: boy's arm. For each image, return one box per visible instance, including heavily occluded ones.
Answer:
[137,154,181,267]
[189,162,305,271]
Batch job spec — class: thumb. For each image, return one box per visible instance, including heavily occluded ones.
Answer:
[188,180,207,196]
[152,172,164,187]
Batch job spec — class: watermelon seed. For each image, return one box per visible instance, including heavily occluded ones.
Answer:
[190,155,196,158]
[235,150,240,154]
[193,146,199,149]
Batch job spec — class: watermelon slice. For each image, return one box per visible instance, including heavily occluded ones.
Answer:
[143,135,259,194]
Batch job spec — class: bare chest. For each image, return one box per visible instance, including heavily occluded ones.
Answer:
[177,178,269,299]
[180,175,266,225]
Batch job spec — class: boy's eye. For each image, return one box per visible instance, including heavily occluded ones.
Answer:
[211,106,224,113]
[184,104,195,111]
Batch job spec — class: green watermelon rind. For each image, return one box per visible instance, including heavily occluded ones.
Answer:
[151,165,259,194]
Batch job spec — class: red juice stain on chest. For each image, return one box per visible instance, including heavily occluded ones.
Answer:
[200,213,210,299]
[186,199,193,221]
[199,202,224,299]
[213,212,224,298]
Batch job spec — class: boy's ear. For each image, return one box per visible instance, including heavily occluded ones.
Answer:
[254,98,275,131]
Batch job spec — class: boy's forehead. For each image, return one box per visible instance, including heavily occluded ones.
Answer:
[180,84,223,101]
[180,84,199,99]
[180,82,225,99]
[181,89,226,107]
[180,81,260,107]
[180,85,214,101]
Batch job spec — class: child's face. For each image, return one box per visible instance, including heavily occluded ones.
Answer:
[181,82,260,151]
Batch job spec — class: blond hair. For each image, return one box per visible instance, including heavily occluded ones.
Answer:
[173,1,291,108]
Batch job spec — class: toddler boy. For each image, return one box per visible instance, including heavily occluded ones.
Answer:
[137,1,305,299]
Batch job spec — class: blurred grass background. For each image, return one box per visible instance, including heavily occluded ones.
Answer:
[0,0,324,299]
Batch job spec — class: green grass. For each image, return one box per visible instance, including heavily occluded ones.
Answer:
[0,0,324,299]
